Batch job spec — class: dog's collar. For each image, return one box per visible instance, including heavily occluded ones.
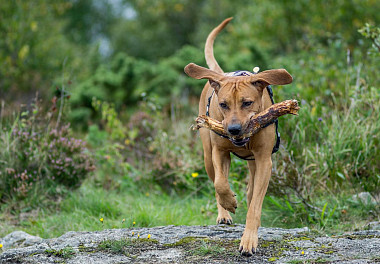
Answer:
[205,69,281,160]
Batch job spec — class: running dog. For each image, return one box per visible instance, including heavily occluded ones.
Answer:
[184,18,293,256]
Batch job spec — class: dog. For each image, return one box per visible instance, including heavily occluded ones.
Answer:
[184,18,293,256]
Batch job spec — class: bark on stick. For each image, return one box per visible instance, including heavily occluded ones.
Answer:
[193,99,299,139]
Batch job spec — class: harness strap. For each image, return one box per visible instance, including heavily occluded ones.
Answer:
[206,90,214,117]
[231,151,255,160]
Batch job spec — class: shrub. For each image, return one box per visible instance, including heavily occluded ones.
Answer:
[267,26,380,215]
[69,46,205,128]
[86,97,209,194]
[0,96,94,209]
[85,99,136,191]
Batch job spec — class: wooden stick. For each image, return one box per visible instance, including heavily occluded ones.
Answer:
[193,99,299,139]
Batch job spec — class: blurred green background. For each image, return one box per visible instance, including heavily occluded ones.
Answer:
[0,0,379,239]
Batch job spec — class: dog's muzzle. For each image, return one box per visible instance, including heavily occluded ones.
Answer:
[230,137,250,147]
[227,123,242,136]
[227,123,250,147]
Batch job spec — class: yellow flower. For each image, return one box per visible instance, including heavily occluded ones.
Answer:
[147,234,151,239]
[145,192,150,197]
[100,217,104,223]
[124,139,130,145]
[131,232,135,236]
[0,243,3,248]
[133,221,136,225]
[301,251,304,255]
[137,233,140,238]
[122,218,125,223]
[191,172,199,178]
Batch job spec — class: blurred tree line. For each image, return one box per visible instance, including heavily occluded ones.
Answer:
[0,0,378,123]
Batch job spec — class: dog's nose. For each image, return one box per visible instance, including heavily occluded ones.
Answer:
[228,124,242,135]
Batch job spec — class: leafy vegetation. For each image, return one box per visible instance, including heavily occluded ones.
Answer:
[0,96,94,211]
[0,0,379,240]
[45,246,75,259]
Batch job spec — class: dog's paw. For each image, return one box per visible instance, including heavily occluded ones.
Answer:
[216,191,237,214]
[216,213,233,225]
[217,217,233,225]
[239,228,258,257]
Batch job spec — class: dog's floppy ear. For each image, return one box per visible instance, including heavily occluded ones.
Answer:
[250,69,293,90]
[184,63,224,92]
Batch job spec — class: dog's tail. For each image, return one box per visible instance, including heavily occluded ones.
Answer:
[205,17,233,74]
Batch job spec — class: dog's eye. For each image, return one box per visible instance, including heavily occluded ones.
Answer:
[242,101,253,107]
[219,102,228,109]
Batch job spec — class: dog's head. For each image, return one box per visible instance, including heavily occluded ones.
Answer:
[185,63,292,145]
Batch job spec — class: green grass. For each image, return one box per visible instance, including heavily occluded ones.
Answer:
[194,240,226,256]
[0,181,220,238]
[45,246,75,259]
[1,174,377,239]
[98,239,133,254]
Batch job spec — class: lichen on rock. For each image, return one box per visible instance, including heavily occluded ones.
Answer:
[0,225,379,263]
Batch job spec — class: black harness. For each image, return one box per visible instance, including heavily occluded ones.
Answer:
[206,70,281,160]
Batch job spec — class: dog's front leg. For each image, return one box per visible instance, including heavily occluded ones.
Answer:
[239,154,272,256]
[212,147,237,214]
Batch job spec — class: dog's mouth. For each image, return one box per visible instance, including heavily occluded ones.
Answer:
[230,137,250,147]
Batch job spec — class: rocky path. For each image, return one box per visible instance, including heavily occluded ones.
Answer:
[1,225,379,263]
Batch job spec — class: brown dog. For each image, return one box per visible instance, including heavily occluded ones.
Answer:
[184,18,293,256]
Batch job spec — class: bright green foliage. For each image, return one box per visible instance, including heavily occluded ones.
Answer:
[70,46,205,125]
[359,23,380,53]
[71,54,150,109]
